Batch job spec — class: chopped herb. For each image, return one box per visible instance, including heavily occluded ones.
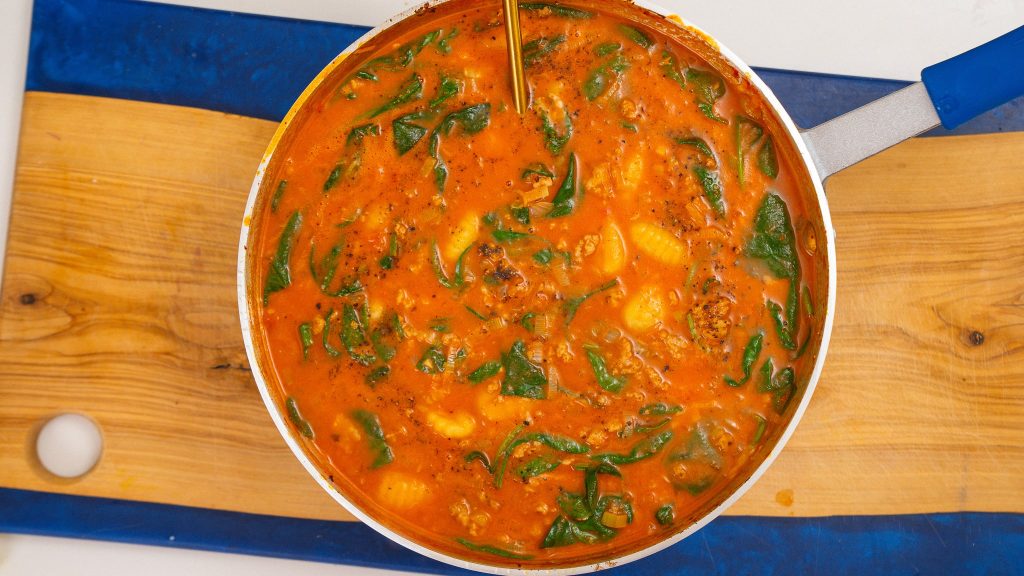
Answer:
[621,121,639,132]
[366,73,423,119]
[523,34,567,68]
[298,323,313,360]
[429,75,462,109]
[724,332,763,387]
[285,397,314,439]
[350,409,394,468]
[748,194,800,349]
[455,538,533,560]
[583,53,629,101]
[686,68,727,123]
[592,429,673,465]
[639,403,683,416]
[518,2,594,19]
[270,180,287,213]
[468,361,502,383]
[563,278,618,325]
[346,123,381,146]
[655,504,675,525]
[522,162,554,179]
[517,456,560,480]
[617,24,654,48]
[416,344,447,374]
[547,152,578,218]
[660,50,686,90]
[500,340,547,399]
[538,110,572,155]
[694,165,725,217]
[583,344,626,393]
[263,211,302,304]
[364,365,390,387]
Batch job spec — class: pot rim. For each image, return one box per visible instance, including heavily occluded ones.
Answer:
[236,1,839,573]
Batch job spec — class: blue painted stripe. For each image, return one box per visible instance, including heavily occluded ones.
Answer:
[1,488,1021,575]
[27,0,1024,134]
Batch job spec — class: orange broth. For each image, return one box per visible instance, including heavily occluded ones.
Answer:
[252,0,820,567]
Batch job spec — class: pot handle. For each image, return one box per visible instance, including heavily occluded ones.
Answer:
[801,25,1024,182]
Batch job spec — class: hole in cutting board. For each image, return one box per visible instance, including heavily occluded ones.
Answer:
[35,413,104,479]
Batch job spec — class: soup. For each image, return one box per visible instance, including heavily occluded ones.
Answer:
[250,0,819,568]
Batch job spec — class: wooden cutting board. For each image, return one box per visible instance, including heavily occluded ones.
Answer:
[1,91,1021,522]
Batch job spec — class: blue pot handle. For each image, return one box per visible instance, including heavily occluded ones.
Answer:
[922,25,1024,129]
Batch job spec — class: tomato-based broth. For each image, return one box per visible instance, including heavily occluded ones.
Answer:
[251,0,821,567]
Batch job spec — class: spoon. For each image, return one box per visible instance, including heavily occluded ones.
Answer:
[502,0,528,114]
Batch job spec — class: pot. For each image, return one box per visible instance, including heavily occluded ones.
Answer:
[237,2,1024,573]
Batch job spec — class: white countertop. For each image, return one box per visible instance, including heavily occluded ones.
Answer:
[0,1,1020,574]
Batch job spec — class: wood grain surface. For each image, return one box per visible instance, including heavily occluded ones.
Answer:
[0,92,1021,521]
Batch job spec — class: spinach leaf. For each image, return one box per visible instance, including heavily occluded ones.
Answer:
[724,332,763,387]
[429,241,473,289]
[492,229,531,243]
[557,491,592,521]
[517,456,560,480]
[668,423,722,468]
[655,504,674,525]
[759,135,779,178]
[341,304,376,366]
[660,50,686,90]
[518,2,594,18]
[455,538,533,560]
[533,247,553,264]
[465,305,488,321]
[511,432,590,454]
[735,116,764,186]
[594,42,622,56]
[435,28,459,55]
[694,165,725,217]
[592,429,673,465]
[522,162,554,179]
[547,153,578,218]
[583,53,629,101]
[379,231,400,270]
[356,29,439,79]
[369,311,403,362]
[270,180,287,213]
[523,34,567,68]
[392,112,430,155]
[686,68,727,123]
[617,416,670,439]
[758,358,795,413]
[321,309,343,357]
[500,340,548,399]
[366,73,423,119]
[429,75,462,109]
[346,123,381,146]
[748,193,800,348]
[539,110,572,155]
[464,450,493,473]
[429,104,491,193]
[263,211,302,304]
[617,24,654,48]
[541,463,623,548]
[509,205,531,225]
[468,361,501,383]
[298,323,313,360]
[542,516,600,548]
[309,242,363,297]
[364,365,390,387]
[583,344,626,393]
[520,312,537,332]
[492,423,526,488]
[752,414,767,444]
[639,402,683,416]
[563,278,617,325]
[285,397,314,439]
[673,135,714,158]
[350,409,394,467]
[416,344,446,374]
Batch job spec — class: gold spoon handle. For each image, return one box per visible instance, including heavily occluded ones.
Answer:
[502,0,528,114]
